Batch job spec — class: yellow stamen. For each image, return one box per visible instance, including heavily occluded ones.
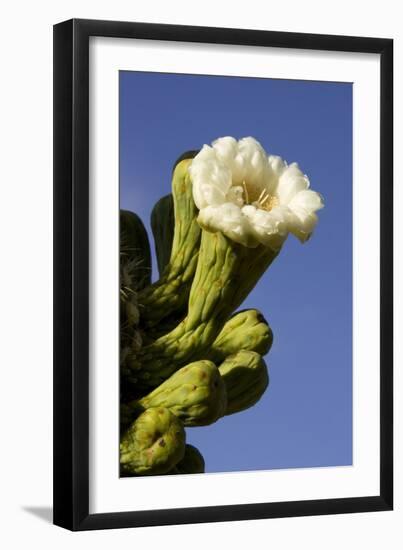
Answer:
[259,191,271,207]
[242,180,249,204]
[263,195,279,211]
[241,181,279,211]
[256,189,267,204]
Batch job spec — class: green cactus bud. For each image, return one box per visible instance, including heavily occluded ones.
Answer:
[125,360,227,427]
[172,444,205,474]
[120,209,152,291]
[126,230,278,389]
[151,194,175,277]
[138,154,201,328]
[207,309,273,363]
[219,350,269,415]
[120,407,186,476]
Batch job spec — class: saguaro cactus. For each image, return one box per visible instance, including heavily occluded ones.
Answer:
[120,136,324,476]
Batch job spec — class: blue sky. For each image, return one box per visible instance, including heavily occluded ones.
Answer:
[120,71,352,473]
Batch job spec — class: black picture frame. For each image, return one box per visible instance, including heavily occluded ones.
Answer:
[53,18,393,531]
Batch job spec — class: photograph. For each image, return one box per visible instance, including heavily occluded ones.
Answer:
[52,18,392,530]
[118,70,352,476]
[0,0,397,543]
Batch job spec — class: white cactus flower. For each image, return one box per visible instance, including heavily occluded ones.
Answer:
[189,136,324,249]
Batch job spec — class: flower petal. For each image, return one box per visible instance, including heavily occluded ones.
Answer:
[286,207,319,242]
[199,183,227,206]
[268,155,287,176]
[212,136,238,161]
[198,203,259,247]
[242,204,288,249]
[189,145,232,209]
[288,189,324,213]
[226,185,244,207]
[275,162,310,205]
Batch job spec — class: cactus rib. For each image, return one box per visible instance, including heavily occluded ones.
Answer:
[138,157,201,327]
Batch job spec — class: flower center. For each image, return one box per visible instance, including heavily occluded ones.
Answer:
[242,181,279,211]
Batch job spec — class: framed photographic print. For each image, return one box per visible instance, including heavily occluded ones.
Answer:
[53,18,393,531]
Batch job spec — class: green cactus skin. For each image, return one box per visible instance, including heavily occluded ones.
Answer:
[125,360,227,427]
[120,407,186,476]
[120,209,152,291]
[170,444,205,474]
[206,309,273,364]
[126,230,278,389]
[219,350,269,416]
[138,157,201,328]
[151,194,175,278]
[149,151,199,280]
